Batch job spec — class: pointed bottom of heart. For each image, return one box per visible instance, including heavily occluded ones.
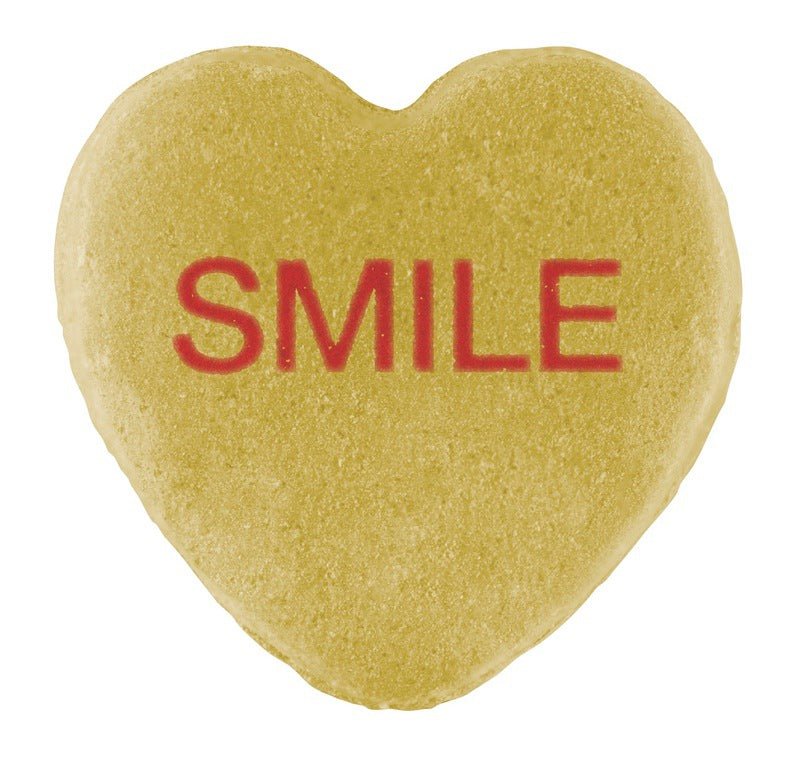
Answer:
[170,477,691,711]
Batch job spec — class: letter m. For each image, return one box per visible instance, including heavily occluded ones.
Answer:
[277,259,393,371]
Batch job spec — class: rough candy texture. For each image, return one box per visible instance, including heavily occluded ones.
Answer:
[56,47,740,709]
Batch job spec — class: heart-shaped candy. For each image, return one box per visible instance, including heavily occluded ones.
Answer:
[56,47,740,708]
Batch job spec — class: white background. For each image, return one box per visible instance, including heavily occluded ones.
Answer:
[2,1,798,758]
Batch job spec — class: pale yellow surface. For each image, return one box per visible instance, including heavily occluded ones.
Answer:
[56,47,740,709]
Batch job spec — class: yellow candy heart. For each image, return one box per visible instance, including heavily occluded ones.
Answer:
[56,47,740,709]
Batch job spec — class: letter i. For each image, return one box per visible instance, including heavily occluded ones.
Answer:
[413,260,434,371]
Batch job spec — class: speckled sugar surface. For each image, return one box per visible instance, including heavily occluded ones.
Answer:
[56,48,740,709]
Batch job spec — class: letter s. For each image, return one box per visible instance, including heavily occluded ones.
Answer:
[173,257,263,373]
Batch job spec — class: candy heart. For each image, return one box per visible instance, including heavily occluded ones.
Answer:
[56,47,740,709]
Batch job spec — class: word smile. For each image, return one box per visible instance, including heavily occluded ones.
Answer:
[174,258,621,373]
